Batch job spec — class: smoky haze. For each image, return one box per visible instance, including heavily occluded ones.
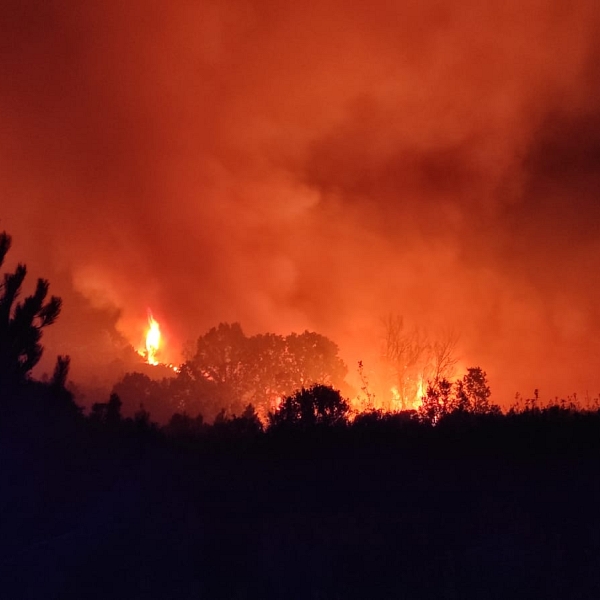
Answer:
[2,1,600,404]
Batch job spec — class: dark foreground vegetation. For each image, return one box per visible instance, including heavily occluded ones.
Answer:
[2,230,600,599]
[3,386,600,600]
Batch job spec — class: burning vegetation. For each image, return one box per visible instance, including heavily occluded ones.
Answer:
[125,308,464,422]
[6,228,600,600]
[144,312,161,366]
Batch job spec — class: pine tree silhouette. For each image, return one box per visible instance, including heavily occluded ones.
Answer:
[0,231,61,394]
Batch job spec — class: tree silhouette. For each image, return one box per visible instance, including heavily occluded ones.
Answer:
[283,331,348,391]
[382,315,458,411]
[51,354,70,390]
[268,384,350,429]
[454,367,496,414]
[167,363,221,419]
[112,372,175,423]
[165,411,205,439]
[190,322,251,402]
[184,323,348,419]
[0,231,61,394]
[382,314,429,410]
[47,354,81,417]
[416,367,501,424]
[212,403,264,438]
[418,377,453,425]
[90,392,123,429]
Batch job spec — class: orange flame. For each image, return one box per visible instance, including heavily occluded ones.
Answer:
[390,385,401,409]
[145,312,161,366]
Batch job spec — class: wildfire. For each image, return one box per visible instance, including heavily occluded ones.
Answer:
[390,385,401,408]
[145,312,161,366]
[416,377,425,404]
[389,379,425,411]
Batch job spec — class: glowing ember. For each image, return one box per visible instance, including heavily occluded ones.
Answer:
[145,312,161,365]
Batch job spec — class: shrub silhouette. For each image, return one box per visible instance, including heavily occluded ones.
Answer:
[268,384,349,429]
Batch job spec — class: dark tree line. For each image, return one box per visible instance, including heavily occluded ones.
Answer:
[2,226,600,449]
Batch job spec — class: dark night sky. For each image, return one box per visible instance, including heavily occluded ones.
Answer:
[2,1,600,404]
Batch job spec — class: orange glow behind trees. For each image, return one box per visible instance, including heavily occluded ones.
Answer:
[3,2,600,405]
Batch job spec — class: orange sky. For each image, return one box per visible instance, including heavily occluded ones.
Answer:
[2,1,600,404]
